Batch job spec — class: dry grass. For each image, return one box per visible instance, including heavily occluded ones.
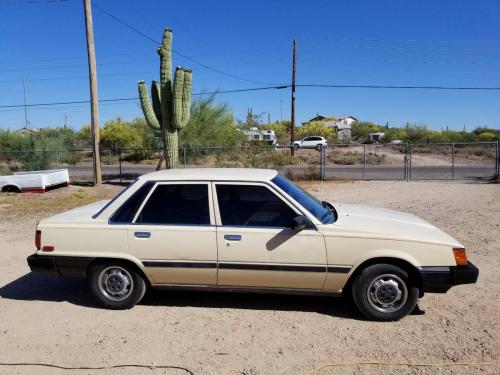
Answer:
[0,184,120,223]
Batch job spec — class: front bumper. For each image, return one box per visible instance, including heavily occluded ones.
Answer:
[418,262,479,293]
[27,253,94,278]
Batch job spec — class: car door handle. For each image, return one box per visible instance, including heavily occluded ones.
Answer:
[134,231,151,239]
[224,234,241,241]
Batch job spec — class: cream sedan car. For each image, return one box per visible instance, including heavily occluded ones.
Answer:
[27,168,478,320]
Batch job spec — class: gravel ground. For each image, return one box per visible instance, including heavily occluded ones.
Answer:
[0,181,498,375]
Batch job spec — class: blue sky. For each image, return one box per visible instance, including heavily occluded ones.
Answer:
[0,0,499,131]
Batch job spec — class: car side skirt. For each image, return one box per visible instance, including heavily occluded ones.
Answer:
[150,283,343,297]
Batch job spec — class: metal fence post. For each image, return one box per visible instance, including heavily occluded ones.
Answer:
[363,144,367,179]
[323,145,327,180]
[183,147,187,168]
[108,150,112,166]
[118,149,122,184]
[319,144,326,180]
[319,145,323,180]
[404,143,411,181]
[496,140,500,179]
[409,144,412,181]
[451,143,455,179]
[403,154,406,181]
[55,150,59,168]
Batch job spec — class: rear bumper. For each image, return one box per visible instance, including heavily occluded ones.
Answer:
[418,262,479,293]
[27,254,94,278]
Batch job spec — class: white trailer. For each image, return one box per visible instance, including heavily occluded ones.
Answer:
[0,169,70,193]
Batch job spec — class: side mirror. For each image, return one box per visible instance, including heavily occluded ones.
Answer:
[322,200,334,210]
[292,215,310,231]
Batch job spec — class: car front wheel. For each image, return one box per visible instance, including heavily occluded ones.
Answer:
[351,263,418,321]
[89,263,147,309]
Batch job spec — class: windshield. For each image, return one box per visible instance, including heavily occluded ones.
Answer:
[272,175,336,224]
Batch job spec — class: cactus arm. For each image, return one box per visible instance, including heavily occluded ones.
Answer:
[172,68,185,129]
[151,80,162,122]
[180,69,192,127]
[138,80,160,130]
[172,68,192,129]
[157,28,172,85]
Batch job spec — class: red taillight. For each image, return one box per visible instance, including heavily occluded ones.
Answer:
[42,246,54,252]
[35,230,41,250]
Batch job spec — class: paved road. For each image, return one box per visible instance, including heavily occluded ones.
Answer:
[66,163,498,181]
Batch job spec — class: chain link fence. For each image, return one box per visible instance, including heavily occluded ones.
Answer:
[0,142,498,183]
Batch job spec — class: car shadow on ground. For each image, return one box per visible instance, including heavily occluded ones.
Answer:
[0,273,424,320]
[142,289,367,320]
[0,273,96,308]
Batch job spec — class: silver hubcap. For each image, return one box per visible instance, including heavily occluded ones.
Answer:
[367,274,408,313]
[98,266,134,302]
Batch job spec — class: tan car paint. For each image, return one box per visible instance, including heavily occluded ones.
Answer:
[212,181,328,289]
[35,168,464,294]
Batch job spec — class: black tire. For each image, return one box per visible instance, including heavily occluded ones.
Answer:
[2,185,21,193]
[351,263,418,321]
[88,262,147,309]
[294,144,300,150]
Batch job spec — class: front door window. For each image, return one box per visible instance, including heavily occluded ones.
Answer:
[216,184,297,228]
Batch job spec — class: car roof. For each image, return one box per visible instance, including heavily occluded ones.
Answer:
[140,168,279,182]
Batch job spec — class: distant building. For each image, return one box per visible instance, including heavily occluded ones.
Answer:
[240,127,278,146]
[304,114,327,123]
[369,132,385,143]
[325,115,358,144]
[301,114,357,144]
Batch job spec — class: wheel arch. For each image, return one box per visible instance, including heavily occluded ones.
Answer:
[1,184,21,193]
[344,257,424,298]
[85,257,151,286]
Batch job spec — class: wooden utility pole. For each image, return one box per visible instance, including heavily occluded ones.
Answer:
[83,0,102,185]
[290,38,296,156]
[22,77,29,131]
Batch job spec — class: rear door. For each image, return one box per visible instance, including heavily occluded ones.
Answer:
[127,181,217,285]
[301,137,312,148]
[213,182,327,289]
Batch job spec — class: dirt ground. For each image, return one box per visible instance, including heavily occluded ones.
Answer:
[0,181,498,375]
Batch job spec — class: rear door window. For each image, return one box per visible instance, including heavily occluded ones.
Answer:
[109,181,154,224]
[135,184,210,225]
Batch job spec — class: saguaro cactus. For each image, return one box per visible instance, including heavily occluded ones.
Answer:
[138,28,192,169]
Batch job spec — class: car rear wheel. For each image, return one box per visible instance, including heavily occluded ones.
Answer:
[351,263,418,321]
[2,185,21,193]
[89,263,146,309]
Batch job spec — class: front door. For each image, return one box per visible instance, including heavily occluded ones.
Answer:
[127,182,217,285]
[213,182,327,289]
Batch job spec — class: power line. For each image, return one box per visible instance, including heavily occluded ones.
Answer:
[296,84,500,90]
[1,0,70,5]
[0,71,157,83]
[90,1,278,86]
[0,51,152,65]
[1,83,500,110]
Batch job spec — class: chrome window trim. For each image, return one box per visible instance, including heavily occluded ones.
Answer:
[211,181,314,229]
[132,181,213,226]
